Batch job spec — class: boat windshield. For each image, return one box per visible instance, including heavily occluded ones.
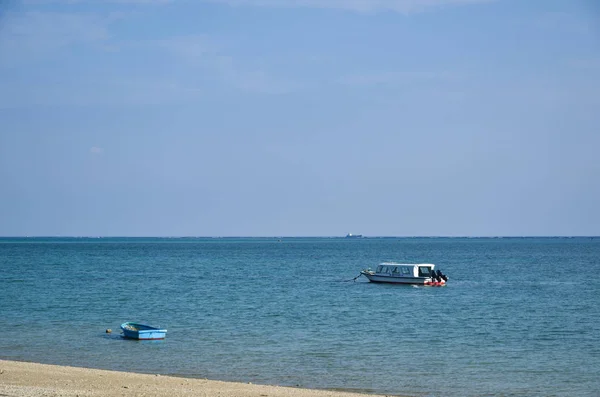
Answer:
[377,266,392,274]
[418,266,432,277]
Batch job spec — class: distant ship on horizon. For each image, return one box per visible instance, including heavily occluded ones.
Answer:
[345,233,363,238]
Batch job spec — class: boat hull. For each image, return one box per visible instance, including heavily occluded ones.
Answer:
[120,322,167,340]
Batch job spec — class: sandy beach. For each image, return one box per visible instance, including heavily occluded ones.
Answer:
[0,360,393,397]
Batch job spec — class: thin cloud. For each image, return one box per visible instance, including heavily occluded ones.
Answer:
[90,146,104,154]
[153,35,304,94]
[533,11,594,35]
[153,34,214,59]
[198,0,496,14]
[21,0,496,13]
[0,11,112,66]
[336,70,460,86]
[22,0,172,4]
[567,59,600,71]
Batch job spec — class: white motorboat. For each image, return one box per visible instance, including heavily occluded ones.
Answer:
[360,262,448,286]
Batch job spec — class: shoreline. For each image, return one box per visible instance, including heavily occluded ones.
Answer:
[0,359,398,397]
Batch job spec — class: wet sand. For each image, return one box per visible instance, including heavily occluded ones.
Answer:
[0,360,395,397]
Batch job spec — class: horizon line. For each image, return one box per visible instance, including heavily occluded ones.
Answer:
[1,235,598,239]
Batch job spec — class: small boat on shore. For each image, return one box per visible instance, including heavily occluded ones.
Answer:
[120,322,167,340]
[359,262,448,286]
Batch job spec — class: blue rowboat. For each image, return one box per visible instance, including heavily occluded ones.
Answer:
[120,322,167,340]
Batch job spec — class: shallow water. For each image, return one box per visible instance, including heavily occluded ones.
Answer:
[1,237,599,397]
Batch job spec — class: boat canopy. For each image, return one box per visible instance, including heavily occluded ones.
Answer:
[375,263,436,278]
[379,262,434,266]
[378,262,435,268]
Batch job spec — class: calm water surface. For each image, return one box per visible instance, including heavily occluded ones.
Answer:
[1,237,599,397]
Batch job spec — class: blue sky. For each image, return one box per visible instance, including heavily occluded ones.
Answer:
[0,0,599,236]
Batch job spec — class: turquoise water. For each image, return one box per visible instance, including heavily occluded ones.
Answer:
[1,237,599,397]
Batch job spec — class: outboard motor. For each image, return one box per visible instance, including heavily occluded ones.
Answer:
[436,269,448,282]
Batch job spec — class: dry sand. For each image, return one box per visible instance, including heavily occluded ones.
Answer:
[0,360,395,397]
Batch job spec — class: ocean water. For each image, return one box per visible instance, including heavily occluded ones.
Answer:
[1,237,599,397]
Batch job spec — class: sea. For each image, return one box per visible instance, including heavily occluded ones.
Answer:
[1,237,599,397]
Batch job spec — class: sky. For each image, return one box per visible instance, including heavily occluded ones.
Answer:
[0,0,599,237]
